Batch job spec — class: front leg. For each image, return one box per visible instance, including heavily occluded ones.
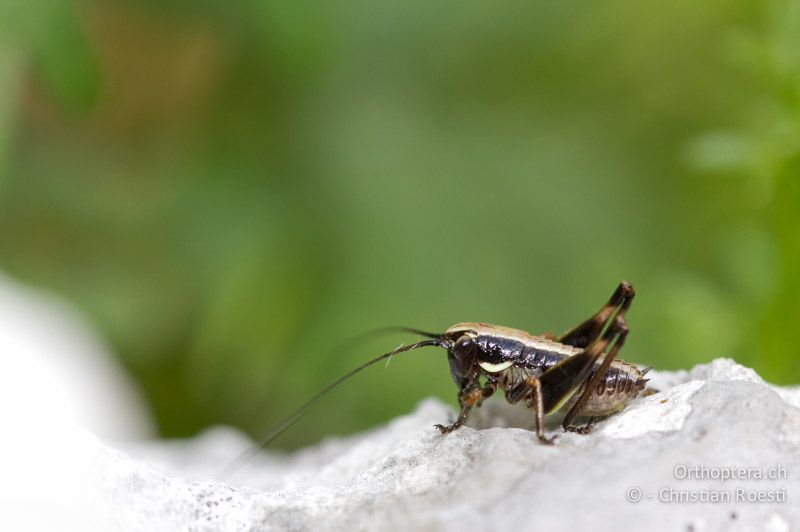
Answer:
[435,382,496,434]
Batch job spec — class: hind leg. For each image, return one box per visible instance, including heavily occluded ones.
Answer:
[564,416,598,435]
[557,281,634,349]
[561,315,630,432]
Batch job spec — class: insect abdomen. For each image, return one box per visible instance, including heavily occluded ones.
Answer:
[566,360,649,416]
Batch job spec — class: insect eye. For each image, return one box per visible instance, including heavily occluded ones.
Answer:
[455,335,473,351]
[450,334,476,363]
[447,334,476,386]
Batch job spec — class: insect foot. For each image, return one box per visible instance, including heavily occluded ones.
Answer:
[433,423,458,434]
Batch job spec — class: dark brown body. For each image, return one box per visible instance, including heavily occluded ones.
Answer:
[447,323,647,417]
[435,281,647,442]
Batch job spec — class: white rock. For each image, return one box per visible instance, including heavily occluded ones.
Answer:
[10,359,800,532]
[0,272,154,532]
[0,271,154,440]
[600,379,704,438]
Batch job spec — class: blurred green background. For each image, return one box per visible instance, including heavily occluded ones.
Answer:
[1,0,798,448]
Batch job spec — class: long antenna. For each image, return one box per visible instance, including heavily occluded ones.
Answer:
[321,326,443,365]
[220,337,446,478]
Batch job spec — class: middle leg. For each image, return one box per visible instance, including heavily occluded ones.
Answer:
[505,375,556,444]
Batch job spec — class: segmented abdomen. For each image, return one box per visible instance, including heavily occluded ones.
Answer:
[563,360,649,416]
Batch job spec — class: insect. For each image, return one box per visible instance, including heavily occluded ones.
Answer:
[225,281,648,474]
[434,280,649,443]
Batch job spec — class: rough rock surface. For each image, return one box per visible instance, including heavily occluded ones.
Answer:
[28,359,800,531]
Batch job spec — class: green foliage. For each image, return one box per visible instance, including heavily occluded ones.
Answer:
[0,0,797,447]
[685,0,800,382]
